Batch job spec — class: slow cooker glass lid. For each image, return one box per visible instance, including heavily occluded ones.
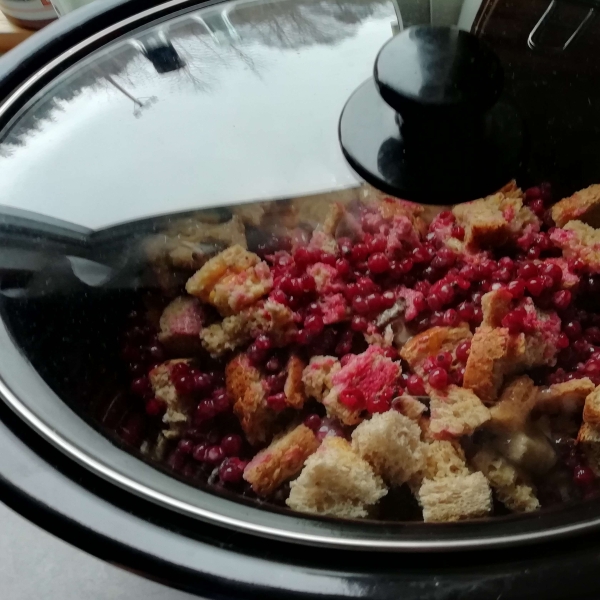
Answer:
[4,0,600,551]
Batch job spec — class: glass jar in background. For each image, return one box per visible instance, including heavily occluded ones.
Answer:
[0,0,57,29]
[50,0,96,16]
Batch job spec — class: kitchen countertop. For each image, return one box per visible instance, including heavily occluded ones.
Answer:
[0,502,199,599]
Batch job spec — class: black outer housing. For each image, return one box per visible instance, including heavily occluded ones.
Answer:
[1,1,600,598]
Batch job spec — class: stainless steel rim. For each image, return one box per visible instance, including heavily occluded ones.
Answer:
[2,0,600,551]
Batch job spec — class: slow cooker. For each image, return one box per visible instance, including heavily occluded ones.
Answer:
[3,0,600,597]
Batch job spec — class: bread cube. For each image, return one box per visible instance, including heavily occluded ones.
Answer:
[551,184,600,228]
[243,424,320,496]
[286,437,387,519]
[429,385,491,439]
[158,296,204,355]
[418,472,492,522]
[489,376,537,431]
[351,411,424,486]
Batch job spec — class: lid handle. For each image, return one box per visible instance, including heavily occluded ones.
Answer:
[338,26,523,205]
[375,26,503,122]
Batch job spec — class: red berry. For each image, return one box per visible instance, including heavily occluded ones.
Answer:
[351,244,369,263]
[131,376,152,398]
[574,465,595,489]
[340,354,354,367]
[145,398,165,416]
[304,314,325,334]
[457,301,475,322]
[526,278,545,297]
[192,443,208,462]
[501,308,527,334]
[299,274,316,294]
[265,356,282,373]
[350,315,368,332]
[527,246,541,259]
[493,267,512,283]
[147,344,166,362]
[507,279,526,299]
[336,258,351,277]
[366,390,392,414]
[383,347,398,360]
[212,389,230,413]
[221,434,243,457]
[540,262,563,286]
[443,308,459,326]
[585,326,600,345]
[564,321,582,341]
[356,276,378,295]
[556,332,570,349]
[255,334,271,351]
[529,198,545,216]
[339,388,365,410]
[247,343,267,365]
[435,351,453,370]
[519,262,538,279]
[367,236,387,253]
[525,186,541,201]
[265,373,286,394]
[552,289,572,311]
[428,367,449,390]
[303,414,322,432]
[430,312,444,327]
[352,295,369,314]
[381,291,396,309]
[205,445,225,465]
[267,393,287,411]
[293,247,312,269]
[406,374,426,396]
[219,457,247,483]
[195,399,216,423]
[178,439,194,455]
[456,340,472,363]
[320,252,337,266]
[451,224,465,240]
[192,371,213,394]
[366,293,384,312]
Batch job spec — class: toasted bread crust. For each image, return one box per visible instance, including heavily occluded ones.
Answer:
[200,299,295,357]
[452,190,537,250]
[243,424,320,496]
[286,437,387,518]
[186,245,272,316]
[429,385,491,439]
[481,289,513,328]
[551,184,600,228]
[488,376,537,431]
[471,447,540,513]
[351,411,424,486]
[537,378,596,413]
[225,353,277,446]
[578,422,600,475]
[284,354,307,409]
[158,296,204,355]
[583,385,600,428]
[418,472,492,522]
[463,325,510,404]
[550,220,600,272]
[302,356,341,401]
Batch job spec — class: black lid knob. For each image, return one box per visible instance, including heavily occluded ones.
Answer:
[338,26,523,205]
[376,26,503,119]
